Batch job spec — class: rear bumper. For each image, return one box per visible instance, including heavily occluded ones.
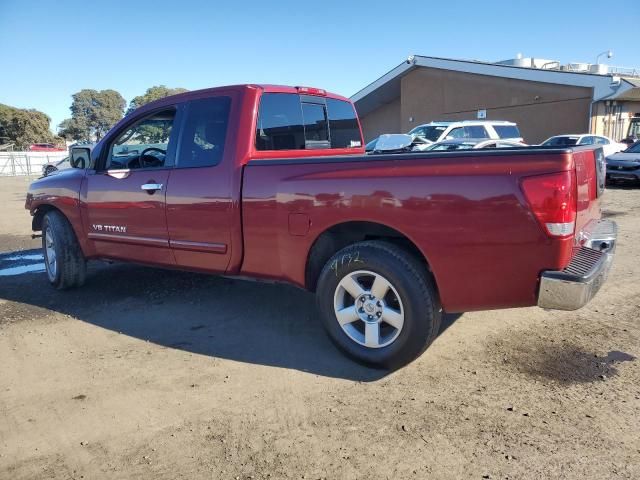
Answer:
[537,219,617,311]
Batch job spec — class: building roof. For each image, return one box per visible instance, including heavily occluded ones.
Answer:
[351,55,640,117]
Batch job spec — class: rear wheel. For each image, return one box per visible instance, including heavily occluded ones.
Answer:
[42,211,86,289]
[316,241,441,369]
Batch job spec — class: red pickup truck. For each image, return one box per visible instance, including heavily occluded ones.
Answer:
[25,84,617,368]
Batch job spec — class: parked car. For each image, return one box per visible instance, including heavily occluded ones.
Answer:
[28,143,66,152]
[366,134,432,153]
[42,157,71,176]
[540,134,626,157]
[420,138,526,151]
[408,120,523,144]
[621,116,640,145]
[606,140,640,184]
[26,84,616,369]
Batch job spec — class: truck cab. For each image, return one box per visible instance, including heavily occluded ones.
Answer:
[32,85,364,275]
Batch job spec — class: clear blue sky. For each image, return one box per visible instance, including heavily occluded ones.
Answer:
[1,0,638,133]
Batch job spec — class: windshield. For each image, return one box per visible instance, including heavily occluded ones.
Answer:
[542,136,579,146]
[624,141,640,153]
[408,125,447,142]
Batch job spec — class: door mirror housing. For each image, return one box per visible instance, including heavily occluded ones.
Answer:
[70,147,91,169]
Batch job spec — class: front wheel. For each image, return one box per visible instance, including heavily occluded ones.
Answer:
[42,211,86,289]
[316,241,441,369]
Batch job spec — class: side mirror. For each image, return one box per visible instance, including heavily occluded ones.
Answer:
[70,147,91,169]
[373,134,413,152]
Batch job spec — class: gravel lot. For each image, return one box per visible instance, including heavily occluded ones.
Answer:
[0,175,638,479]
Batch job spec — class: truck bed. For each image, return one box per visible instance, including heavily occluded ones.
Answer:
[240,147,601,312]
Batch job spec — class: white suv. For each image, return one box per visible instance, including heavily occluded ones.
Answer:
[408,120,523,143]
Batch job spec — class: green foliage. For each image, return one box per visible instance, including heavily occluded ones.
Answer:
[60,89,126,142]
[127,85,188,115]
[0,103,60,149]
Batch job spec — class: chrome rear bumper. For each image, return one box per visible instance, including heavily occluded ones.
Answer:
[538,219,617,311]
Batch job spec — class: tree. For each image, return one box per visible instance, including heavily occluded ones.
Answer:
[127,85,188,115]
[57,118,83,142]
[62,89,126,142]
[0,103,60,149]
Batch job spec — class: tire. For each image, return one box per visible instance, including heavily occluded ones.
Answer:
[316,241,441,369]
[42,211,86,289]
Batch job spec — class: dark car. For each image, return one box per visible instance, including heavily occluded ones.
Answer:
[606,141,640,185]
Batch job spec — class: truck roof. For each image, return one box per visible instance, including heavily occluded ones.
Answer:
[132,84,352,116]
[419,120,517,127]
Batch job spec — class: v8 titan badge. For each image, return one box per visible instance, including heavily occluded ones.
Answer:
[92,224,127,233]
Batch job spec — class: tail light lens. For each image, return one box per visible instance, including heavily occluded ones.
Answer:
[296,86,326,96]
[521,171,577,238]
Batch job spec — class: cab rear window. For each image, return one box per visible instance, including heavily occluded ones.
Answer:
[255,93,361,151]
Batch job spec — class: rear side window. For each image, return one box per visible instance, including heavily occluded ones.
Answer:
[177,97,231,168]
[256,93,305,150]
[447,127,465,139]
[326,98,362,148]
[493,125,521,139]
[464,125,489,138]
[447,126,488,139]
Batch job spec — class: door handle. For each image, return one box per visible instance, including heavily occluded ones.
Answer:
[141,183,163,192]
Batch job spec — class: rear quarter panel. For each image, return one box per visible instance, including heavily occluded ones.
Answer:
[241,151,578,312]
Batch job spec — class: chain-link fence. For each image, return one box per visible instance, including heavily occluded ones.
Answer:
[0,152,68,177]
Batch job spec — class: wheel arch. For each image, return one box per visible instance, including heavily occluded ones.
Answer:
[304,220,438,294]
[32,204,63,232]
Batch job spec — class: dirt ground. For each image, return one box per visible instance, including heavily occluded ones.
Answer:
[0,175,638,479]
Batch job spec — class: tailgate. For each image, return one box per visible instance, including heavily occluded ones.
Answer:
[573,146,606,243]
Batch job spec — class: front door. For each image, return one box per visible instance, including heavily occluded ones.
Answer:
[82,107,180,266]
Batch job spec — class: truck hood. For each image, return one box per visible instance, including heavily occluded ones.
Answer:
[26,168,85,212]
[606,156,640,168]
[606,151,640,163]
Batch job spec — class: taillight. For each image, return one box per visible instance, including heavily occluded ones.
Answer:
[296,86,326,96]
[521,171,577,237]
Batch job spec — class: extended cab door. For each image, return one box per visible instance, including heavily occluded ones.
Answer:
[81,106,181,266]
[164,95,236,272]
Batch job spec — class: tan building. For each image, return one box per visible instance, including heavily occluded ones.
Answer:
[352,56,640,144]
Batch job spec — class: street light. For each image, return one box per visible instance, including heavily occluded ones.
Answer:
[596,50,613,65]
